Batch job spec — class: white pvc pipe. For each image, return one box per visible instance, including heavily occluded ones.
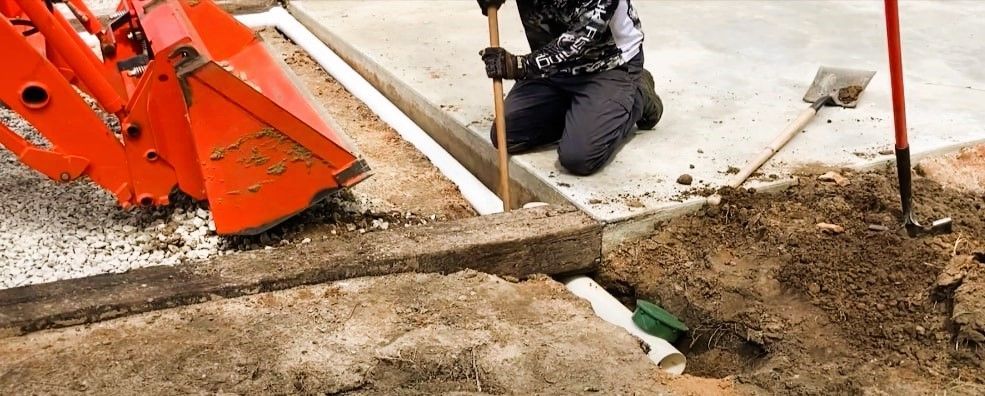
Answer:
[236,8,503,215]
[564,276,687,374]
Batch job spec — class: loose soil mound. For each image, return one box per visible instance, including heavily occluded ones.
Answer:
[601,169,985,395]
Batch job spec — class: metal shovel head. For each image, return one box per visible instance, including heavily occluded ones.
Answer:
[802,66,876,108]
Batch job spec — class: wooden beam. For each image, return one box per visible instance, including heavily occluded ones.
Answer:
[0,206,600,337]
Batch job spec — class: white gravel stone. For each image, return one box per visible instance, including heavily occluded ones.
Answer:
[0,107,228,289]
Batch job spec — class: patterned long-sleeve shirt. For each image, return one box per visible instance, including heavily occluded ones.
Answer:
[518,0,644,78]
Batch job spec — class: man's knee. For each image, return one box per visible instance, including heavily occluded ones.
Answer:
[489,122,538,154]
[488,125,499,147]
[558,149,603,176]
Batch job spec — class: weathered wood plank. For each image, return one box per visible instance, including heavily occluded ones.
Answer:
[0,206,600,337]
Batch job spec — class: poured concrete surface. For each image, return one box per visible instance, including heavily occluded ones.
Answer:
[291,0,985,224]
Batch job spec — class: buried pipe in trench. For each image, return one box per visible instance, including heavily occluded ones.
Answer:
[565,276,687,374]
[235,8,686,374]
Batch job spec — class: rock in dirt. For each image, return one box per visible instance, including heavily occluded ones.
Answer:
[953,274,985,343]
[676,174,694,185]
[936,255,976,289]
[938,255,985,343]
[818,171,851,186]
[867,224,889,232]
[816,222,846,234]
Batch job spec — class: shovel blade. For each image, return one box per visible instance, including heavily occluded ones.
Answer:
[802,66,876,108]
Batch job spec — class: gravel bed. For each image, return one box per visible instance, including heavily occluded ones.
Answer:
[0,107,440,289]
[0,108,225,289]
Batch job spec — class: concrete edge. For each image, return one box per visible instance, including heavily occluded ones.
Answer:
[601,198,706,255]
[287,3,567,210]
[854,137,985,171]
[0,205,602,338]
[599,178,801,253]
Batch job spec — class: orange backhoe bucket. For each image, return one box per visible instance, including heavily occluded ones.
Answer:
[140,0,370,234]
[0,0,370,235]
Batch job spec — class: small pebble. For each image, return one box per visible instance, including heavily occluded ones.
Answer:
[676,174,693,185]
[816,223,846,234]
[818,171,851,187]
[868,224,889,232]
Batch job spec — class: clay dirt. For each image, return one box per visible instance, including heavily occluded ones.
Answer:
[0,271,698,395]
[600,166,985,395]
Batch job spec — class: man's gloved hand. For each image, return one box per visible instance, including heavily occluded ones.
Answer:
[476,0,505,16]
[480,47,528,80]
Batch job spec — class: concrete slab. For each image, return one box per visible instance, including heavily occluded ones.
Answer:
[291,0,985,225]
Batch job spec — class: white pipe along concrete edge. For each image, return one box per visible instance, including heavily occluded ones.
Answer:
[234,8,687,373]
[564,276,687,374]
[236,7,503,215]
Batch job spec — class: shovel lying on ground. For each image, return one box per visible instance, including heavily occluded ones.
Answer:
[727,66,876,188]
[884,0,952,237]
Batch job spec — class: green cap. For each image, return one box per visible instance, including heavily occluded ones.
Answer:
[632,299,689,343]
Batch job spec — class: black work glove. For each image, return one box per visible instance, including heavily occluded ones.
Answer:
[477,0,505,16]
[480,47,528,80]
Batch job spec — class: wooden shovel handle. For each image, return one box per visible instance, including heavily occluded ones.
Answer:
[488,6,511,211]
[728,107,818,188]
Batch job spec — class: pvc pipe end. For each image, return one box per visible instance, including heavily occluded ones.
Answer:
[654,351,687,375]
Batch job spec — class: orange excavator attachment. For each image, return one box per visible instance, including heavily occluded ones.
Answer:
[0,0,370,235]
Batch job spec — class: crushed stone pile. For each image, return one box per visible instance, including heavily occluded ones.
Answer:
[0,108,223,288]
[0,108,419,289]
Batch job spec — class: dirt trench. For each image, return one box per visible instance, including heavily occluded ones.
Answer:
[0,271,705,395]
[600,168,985,395]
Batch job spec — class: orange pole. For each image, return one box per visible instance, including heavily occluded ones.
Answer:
[14,0,125,115]
[884,0,908,150]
